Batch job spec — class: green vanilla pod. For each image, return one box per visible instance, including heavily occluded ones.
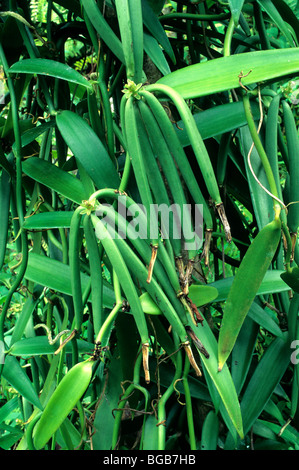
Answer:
[33,359,94,449]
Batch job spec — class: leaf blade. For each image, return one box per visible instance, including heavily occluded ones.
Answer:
[189,321,244,439]
[56,110,120,190]
[23,252,115,309]
[157,48,299,99]
[9,58,92,90]
[22,157,87,204]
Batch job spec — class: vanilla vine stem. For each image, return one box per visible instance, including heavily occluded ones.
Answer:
[242,92,282,219]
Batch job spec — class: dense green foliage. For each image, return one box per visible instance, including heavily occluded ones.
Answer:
[0,0,299,451]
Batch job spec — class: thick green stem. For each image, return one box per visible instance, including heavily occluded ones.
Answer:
[182,359,197,450]
[223,16,235,57]
[159,12,230,22]
[111,349,150,449]
[95,270,122,345]
[69,207,84,331]
[157,333,183,450]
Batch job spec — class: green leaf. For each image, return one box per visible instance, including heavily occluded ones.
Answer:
[176,101,260,145]
[139,292,162,315]
[115,0,143,82]
[188,321,244,439]
[188,284,218,307]
[56,110,120,190]
[231,316,260,395]
[9,59,92,90]
[2,356,43,410]
[20,121,55,148]
[257,0,298,47]
[81,0,125,64]
[10,297,39,345]
[211,270,289,301]
[200,411,219,450]
[23,211,76,230]
[0,397,19,425]
[281,267,299,293]
[228,0,245,25]
[9,336,94,357]
[143,33,171,77]
[141,0,175,63]
[253,419,299,447]
[240,126,274,230]
[218,218,282,370]
[248,301,284,338]
[271,0,299,45]
[142,415,159,450]
[240,334,290,435]
[92,352,123,450]
[22,157,87,204]
[139,285,218,315]
[157,48,299,99]
[23,252,115,309]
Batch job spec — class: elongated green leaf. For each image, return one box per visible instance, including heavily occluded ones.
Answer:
[200,411,219,450]
[211,270,289,301]
[23,252,115,308]
[20,121,55,148]
[231,316,260,395]
[11,297,39,345]
[228,0,245,25]
[158,48,299,99]
[23,211,75,230]
[115,0,136,80]
[92,352,123,450]
[22,157,87,204]
[188,284,218,307]
[56,110,120,190]
[115,0,143,82]
[240,334,290,435]
[0,396,19,423]
[81,0,125,64]
[253,419,299,447]
[141,0,175,63]
[9,336,94,357]
[248,301,284,338]
[2,356,42,410]
[9,59,92,90]
[272,0,299,44]
[144,33,171,77]
[218,218,282,370]
[240,126,274,230]
[188,321,243,439]
[176,101,260,145]
[140,285,218,315]
[257,0,297,46]
[142,415,159,450]
[281,267,299,293]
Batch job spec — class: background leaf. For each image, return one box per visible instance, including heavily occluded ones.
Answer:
[56,111,120,190]
[158,48,299,98]
[22,157,87,204]
[9,58,93,90]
